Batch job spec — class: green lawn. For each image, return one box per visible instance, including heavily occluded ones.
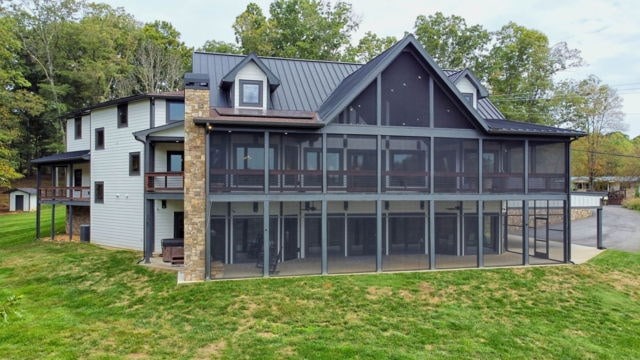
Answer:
[1,211,640,359]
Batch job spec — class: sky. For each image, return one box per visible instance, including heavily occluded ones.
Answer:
[102,0,640,137]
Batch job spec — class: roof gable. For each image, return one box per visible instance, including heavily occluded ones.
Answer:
[220,53,281,91]
[318,34,491,132]
[450,68,489,98]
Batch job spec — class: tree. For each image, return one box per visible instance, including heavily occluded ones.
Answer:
[232,0,360,60]
[560,75,626,187]
[485,22,582,125]
[413,12,489,71]
[343,31,396,63]
[198,40,242,54]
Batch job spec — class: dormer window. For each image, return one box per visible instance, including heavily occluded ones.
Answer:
[461,92,474,105]
[239,80,263,107]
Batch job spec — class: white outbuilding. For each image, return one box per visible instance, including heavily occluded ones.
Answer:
[5,188,37,212]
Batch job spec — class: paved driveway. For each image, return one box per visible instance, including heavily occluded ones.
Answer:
[570,205,640,252]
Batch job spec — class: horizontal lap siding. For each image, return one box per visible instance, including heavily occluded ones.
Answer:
[66,115,91,151]
[90,101,148,250]
[154,199,183,253]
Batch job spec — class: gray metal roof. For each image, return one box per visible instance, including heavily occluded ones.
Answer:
[192,37,582,138]
[192,52,360,112]
[3,187,37,195]
[485,118,585,137]
[220,53,281,91]
[31,150,90,165]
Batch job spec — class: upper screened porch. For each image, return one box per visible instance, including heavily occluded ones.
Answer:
[207,130,570,195]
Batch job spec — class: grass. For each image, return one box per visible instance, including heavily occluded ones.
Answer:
[1,211,640,359]
[622,197,640,211]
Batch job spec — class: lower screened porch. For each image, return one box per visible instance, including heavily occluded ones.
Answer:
[204,199,568,279]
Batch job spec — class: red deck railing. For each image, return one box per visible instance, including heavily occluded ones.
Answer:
[39,186,90,201]
[146,172,184,192]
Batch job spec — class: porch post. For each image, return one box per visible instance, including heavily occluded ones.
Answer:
[429,200,435,269]
[69,205,73,241]
[36,165,41,239]
[376,199,382,272]
[565,141,572,263]
[263,200,270,277]
[478,200,484,268]
[205,131,212,279]
[51,165,56,240]
[597,207,604,249]
[321,199,327,275]
[522,200,529,265]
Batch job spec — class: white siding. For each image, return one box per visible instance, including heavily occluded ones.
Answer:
[90,100,149,250]
[153,199,183,253]
[455,77,477,109]
[66,115,91,151]
[152,125,185,139]
[571,194,604,208]
[154,99,167,127]
[9,191,36,211]
[154,143,184,172]
[234,61,268,110]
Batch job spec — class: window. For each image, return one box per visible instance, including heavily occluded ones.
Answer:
[129,152,141,176]
[94,182,104,203]
[95,128,105,150]
[74,117,82,139]
[117,103,128,128]
[461,92,474,104]
[167,101,185,122]
[239,80,263,107]
[167,151,184,172]
[74,169,82,187]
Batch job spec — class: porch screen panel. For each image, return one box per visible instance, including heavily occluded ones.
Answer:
[381,51,429,127]
[483,201,523,267]
[434,201,478,269]
[334,81,377,125]
[433,82,474,129]
[528,141,567,193]
[269,133,322,192]
[528,200,565,265]
[209,132,230,192]
[328,201,376,274]
[382,201,429,271]
[383,136,430,192]
[327,135,377,192]
[434,138,479,193]
[482,140,524,193]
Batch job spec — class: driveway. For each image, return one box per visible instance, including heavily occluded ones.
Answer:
[570,205,640,252]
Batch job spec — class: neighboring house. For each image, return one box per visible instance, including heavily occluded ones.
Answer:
[4,188,37,211]
[33,35,585,282]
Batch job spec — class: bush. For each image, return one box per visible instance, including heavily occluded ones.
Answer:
[622,198,640,211]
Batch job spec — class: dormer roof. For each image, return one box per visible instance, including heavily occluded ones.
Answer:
[220,53,281,92]
[445,68,489,98]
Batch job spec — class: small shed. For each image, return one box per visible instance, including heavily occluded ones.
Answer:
[4,188,37,212]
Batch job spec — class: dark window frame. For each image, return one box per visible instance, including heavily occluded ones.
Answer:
[95,127,105,150]
[73,169,82,188]
[239,79,263,107]
[166,100,185,122]
[167,151,184,172]
[94,181,104,204]
[129,152,141,176]
[74,117,82,139]
[117,103,128,128]
[461,92,474,104]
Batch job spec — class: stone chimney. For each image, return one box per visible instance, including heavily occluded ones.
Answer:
[182,73,210,282]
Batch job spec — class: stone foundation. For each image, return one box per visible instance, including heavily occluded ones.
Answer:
[507,208,593,227]
[182,87,209,282]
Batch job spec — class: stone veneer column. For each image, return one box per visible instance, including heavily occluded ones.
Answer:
[183,86,209,281]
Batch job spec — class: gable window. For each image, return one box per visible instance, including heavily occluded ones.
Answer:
[117,103,128,128]
[95,128,105,150]
[129,152,141,176]
[94,181,104,203]
[167,101,185,122]
[239,80,263,107]
[461,92,474,104]
[74,117,82,139]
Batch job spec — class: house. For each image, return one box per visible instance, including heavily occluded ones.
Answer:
[572,176,640,204]
[32,34,585,281]
[4,188,37,211]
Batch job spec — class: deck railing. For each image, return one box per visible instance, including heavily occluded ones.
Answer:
[39,186,90,201]
[146,172,184,192]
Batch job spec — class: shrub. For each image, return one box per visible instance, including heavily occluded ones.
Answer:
[622,198,640,211]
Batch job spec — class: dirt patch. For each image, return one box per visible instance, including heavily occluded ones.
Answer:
[366,286,393,300]
[279,346,297,357]
[398,289,414,301]
[195,340,226,359]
